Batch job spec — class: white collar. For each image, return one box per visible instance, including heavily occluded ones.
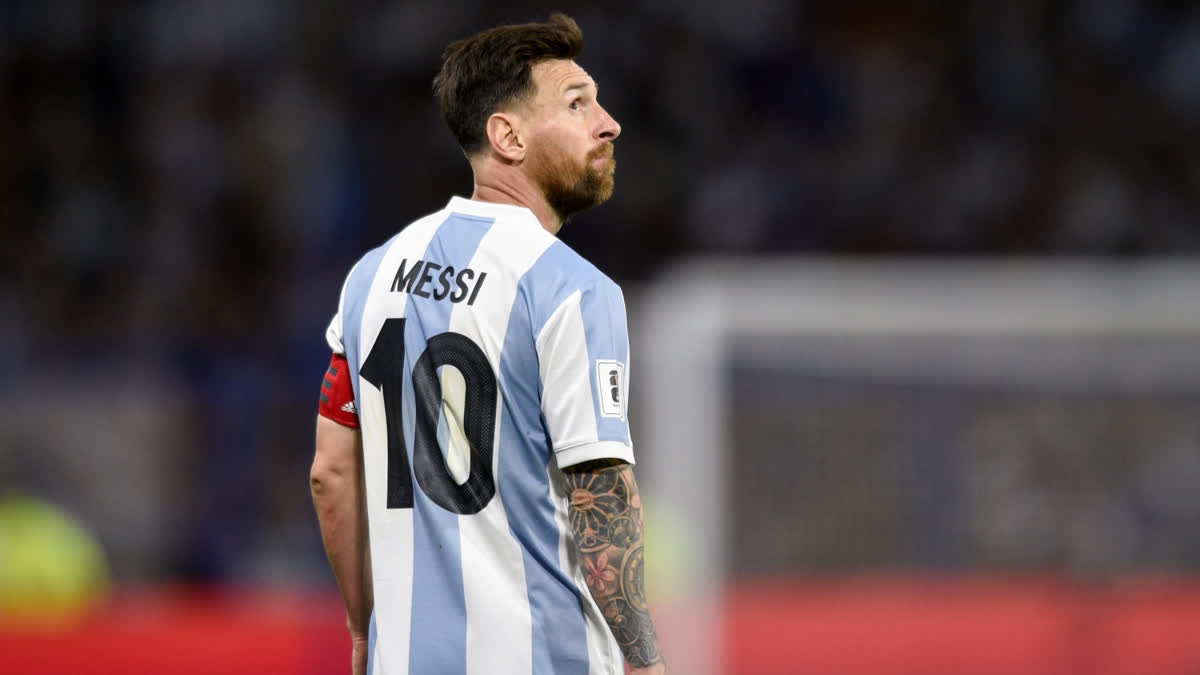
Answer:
[446,196,537,221]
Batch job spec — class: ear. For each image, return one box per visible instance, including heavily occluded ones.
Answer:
[485,111,526,162]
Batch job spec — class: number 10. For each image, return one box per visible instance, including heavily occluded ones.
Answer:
[359,318,498,515]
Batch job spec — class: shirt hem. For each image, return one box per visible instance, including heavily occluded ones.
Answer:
[554,440,635,469]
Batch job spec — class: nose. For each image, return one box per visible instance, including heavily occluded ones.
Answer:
[597,104,621,142]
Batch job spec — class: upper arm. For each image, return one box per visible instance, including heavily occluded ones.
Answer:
[319,353,360,428]
[537,278,634,469]
[313,415,361,479]
[326,259,362,356]
[313,264,364,485]
[319,262,363,431]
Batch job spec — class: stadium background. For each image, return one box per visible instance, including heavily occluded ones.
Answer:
[3,1,1200,673]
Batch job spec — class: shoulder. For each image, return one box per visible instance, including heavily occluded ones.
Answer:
[521,240,624,339]
[523,239,619,297]
[341,207,453,291]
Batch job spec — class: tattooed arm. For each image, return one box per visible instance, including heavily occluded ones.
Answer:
[562,459,666,673]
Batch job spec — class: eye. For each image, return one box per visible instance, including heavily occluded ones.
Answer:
[569,98,582,111]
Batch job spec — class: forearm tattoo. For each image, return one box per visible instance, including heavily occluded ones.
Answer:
[564,461,664,668]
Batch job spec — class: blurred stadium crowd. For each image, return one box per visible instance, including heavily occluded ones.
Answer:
[1,0,1199,586]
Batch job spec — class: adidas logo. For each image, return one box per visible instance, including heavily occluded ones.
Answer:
[341,401,357,414]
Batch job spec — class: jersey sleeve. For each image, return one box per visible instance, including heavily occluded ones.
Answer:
[536,278,635,469]
[326,260,360,356]
[326,308,346,356]
[320,265,361,427]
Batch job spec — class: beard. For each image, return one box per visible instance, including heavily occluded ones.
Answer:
[528,141,616,223]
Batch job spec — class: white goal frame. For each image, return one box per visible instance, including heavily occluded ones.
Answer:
[631,258,1200,674]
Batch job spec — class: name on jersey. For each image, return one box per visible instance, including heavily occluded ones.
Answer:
[390,258,487,305]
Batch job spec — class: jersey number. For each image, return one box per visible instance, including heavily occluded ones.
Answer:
[360,318,498,514]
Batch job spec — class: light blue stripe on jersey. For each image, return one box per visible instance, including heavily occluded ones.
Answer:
[404,213,495,674]
[341,235,399,407]
[577,274,631,444]
[528,241,631,445]
[498,279,590,674]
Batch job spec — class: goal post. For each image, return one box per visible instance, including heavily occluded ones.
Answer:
[632,258,1200,673]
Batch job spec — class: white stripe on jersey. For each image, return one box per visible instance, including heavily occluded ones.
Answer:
[450,212,557,675]
[535,291,597,455]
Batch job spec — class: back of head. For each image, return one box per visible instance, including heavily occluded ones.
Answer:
[433,14,584,157]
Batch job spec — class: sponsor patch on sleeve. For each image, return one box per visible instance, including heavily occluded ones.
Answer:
[595,359,626,419]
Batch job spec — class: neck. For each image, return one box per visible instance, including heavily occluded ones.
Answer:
[470,160,562,235]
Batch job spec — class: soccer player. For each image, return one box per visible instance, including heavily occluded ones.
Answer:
[309,13,667,675]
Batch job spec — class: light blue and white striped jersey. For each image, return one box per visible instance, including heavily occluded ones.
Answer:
[326,196,634,675]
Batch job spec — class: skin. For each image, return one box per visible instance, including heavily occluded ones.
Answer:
[470,59,622,235]
[310,415,372,675]
[562,459,666,673]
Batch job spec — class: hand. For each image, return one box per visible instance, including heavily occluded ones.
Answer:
[351,632,369,675]
[629,665,666,675]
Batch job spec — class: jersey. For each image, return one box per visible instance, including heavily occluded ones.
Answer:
[325,196,634,675]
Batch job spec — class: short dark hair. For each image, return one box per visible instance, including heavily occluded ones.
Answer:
[433,13,584,156]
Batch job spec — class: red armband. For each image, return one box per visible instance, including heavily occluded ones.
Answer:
[319,353,360,428]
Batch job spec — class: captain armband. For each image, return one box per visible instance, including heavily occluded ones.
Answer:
[318,353,360,428]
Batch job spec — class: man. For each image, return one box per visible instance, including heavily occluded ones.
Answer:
[310,13,667,675]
